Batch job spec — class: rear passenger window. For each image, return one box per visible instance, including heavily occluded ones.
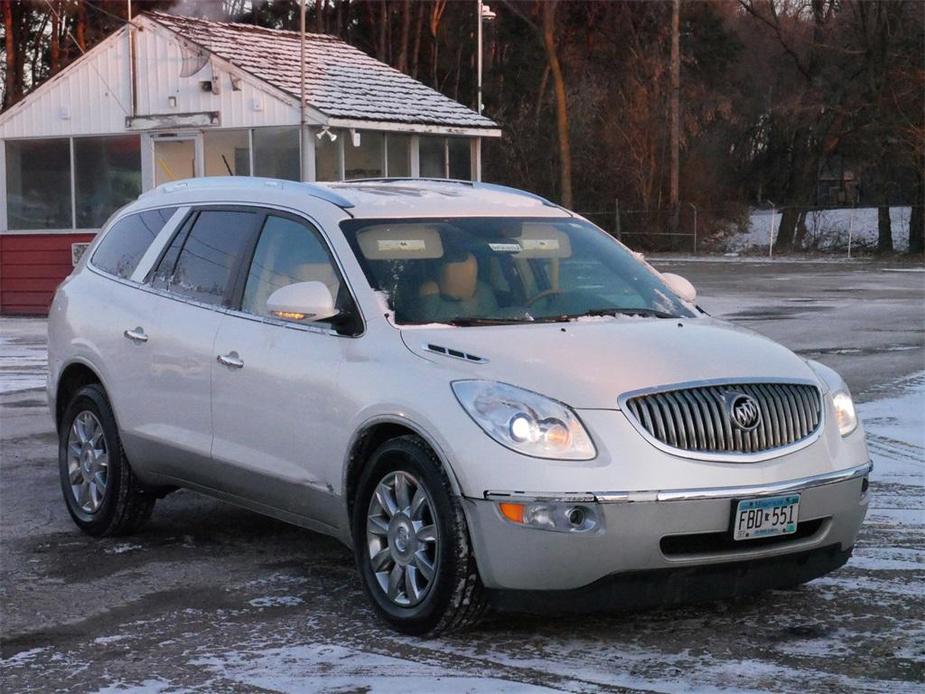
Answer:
[152,210,257,307]
[91,208,177,279]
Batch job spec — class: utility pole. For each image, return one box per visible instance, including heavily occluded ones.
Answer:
[669,0,680,236]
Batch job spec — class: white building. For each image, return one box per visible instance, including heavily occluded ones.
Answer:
[0,11,500,314]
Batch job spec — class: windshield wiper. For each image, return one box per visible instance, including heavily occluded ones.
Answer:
[568,307,679,320]
[444,317,538,327]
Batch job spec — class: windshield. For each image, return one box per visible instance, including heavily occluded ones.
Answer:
[340,217,696,325]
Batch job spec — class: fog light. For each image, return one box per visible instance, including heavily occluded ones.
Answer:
[861,475,869,496]
[496,500,599,533]
[567,506,585,527]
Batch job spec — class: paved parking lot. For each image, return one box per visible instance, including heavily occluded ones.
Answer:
[1,259,923,692]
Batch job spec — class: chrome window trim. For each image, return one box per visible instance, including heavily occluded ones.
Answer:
[89,200,367,339]
[484,460,872,505]
[615,376,825,463]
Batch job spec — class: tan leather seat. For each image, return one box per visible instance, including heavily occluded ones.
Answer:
[415,253,497,321]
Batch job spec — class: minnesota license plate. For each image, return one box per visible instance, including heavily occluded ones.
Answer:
[732,494,800,541]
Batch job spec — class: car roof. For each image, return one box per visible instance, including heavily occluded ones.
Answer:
[137,177,572,220]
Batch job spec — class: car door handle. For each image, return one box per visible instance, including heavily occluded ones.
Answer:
[123,327,148,343]
[217,351,245,369]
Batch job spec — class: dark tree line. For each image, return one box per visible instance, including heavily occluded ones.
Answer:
[2,0,922,253]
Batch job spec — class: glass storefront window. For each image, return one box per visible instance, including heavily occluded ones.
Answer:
[5,138,72,230]
[74,135,141,228]
[345,130,384,180]
[419,136,446,178]
[315,129,340,181]
[204,129,251,177]
[253,126,300,181]
[448,138,472,180]
[387,134,411,177]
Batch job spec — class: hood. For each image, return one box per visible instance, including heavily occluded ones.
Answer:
[400,317,818,409]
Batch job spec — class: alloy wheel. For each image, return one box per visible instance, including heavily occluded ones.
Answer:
[66,411,109,513]
[366,470,438,607]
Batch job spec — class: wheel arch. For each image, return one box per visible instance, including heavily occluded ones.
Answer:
[343,416,464,531]
[55,360,107,433]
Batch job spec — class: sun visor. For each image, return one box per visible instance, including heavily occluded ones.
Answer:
[357,224,445,260]
[515,224,572,259]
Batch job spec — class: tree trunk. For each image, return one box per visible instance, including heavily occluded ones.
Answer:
[910,167,924,254]
[542,1,573,208]
[877,206,893,253]
[2,0,16,108]
[76,1,87,51]
[396,0,411,73]
[315,0,324,33]
[50,3,61,75]
[776,207,800,252]
[378,0,388,63]
[668,0,680,235]
[429,0,447,87]
[411,1,424,79]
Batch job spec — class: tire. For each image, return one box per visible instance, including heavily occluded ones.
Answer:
[58,384,155,537]
[352,435,486,635]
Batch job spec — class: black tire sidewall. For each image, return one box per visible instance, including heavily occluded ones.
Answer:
[352,437,463,634]
[58,385,126,535]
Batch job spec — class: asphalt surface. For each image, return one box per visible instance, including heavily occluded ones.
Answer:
[1,258,923,693]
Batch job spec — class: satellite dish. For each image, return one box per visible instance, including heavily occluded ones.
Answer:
[179,40,209,78]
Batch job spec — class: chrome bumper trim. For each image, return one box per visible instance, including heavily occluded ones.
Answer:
[484,461,872,504]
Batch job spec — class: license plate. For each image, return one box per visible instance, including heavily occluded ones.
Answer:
[732,494,800,541]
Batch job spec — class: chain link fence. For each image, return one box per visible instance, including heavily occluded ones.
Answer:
[574,202,923,255]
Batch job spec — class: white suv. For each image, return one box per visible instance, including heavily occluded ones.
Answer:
[48,177,870,634]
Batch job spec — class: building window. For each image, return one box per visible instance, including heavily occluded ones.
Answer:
[345,130,384,180]
[315,129,340,181]
[74,135,142,228]
[204,129,251,177]
[448,138,472,180]
[5,138,72,230]
[387,134,411,177]
[419,136,446,178]
[253,127,300,181]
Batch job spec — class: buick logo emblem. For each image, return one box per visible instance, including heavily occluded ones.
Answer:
[727,393,761,431]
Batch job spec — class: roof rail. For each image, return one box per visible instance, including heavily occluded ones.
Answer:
[142,177,355,209]
[337,177,559,208]
[471,181,558,208]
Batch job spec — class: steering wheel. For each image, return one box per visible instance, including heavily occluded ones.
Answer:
[526,288,562,307]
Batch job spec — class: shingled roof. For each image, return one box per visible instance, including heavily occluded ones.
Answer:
[145,11,499,132]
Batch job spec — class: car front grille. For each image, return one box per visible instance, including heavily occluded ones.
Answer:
[623,382,823,455]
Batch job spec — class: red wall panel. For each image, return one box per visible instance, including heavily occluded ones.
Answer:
[0,233,97,315]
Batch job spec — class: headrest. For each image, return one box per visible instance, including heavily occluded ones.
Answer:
[439,253,478,300]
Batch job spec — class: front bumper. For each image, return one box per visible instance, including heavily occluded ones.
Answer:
[463,461,870,591]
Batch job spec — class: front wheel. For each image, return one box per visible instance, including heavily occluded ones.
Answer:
[58,384,155,537]
[352,435,486,635]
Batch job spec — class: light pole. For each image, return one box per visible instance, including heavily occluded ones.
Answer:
[477,1,496,115]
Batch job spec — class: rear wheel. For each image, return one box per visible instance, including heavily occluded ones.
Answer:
[59,384,155,536]
[352,435,486,635]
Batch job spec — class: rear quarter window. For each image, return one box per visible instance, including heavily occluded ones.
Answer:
[91,208,177,280]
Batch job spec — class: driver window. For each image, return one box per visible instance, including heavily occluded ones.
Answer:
[241,215,343,321]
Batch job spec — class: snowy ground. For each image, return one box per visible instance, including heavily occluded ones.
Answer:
[1,261,923,692]
[726,207,914,254]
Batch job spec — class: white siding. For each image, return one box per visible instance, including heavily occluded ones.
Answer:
[0,31,131,138]
[133,21,301,128]
[0,19,303,140]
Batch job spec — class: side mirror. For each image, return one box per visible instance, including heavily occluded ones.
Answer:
[266,281,338,322]
[661,272,697,304]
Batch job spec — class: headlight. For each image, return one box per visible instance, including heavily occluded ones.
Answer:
[832,389,858,437]
[452,380,596,460]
